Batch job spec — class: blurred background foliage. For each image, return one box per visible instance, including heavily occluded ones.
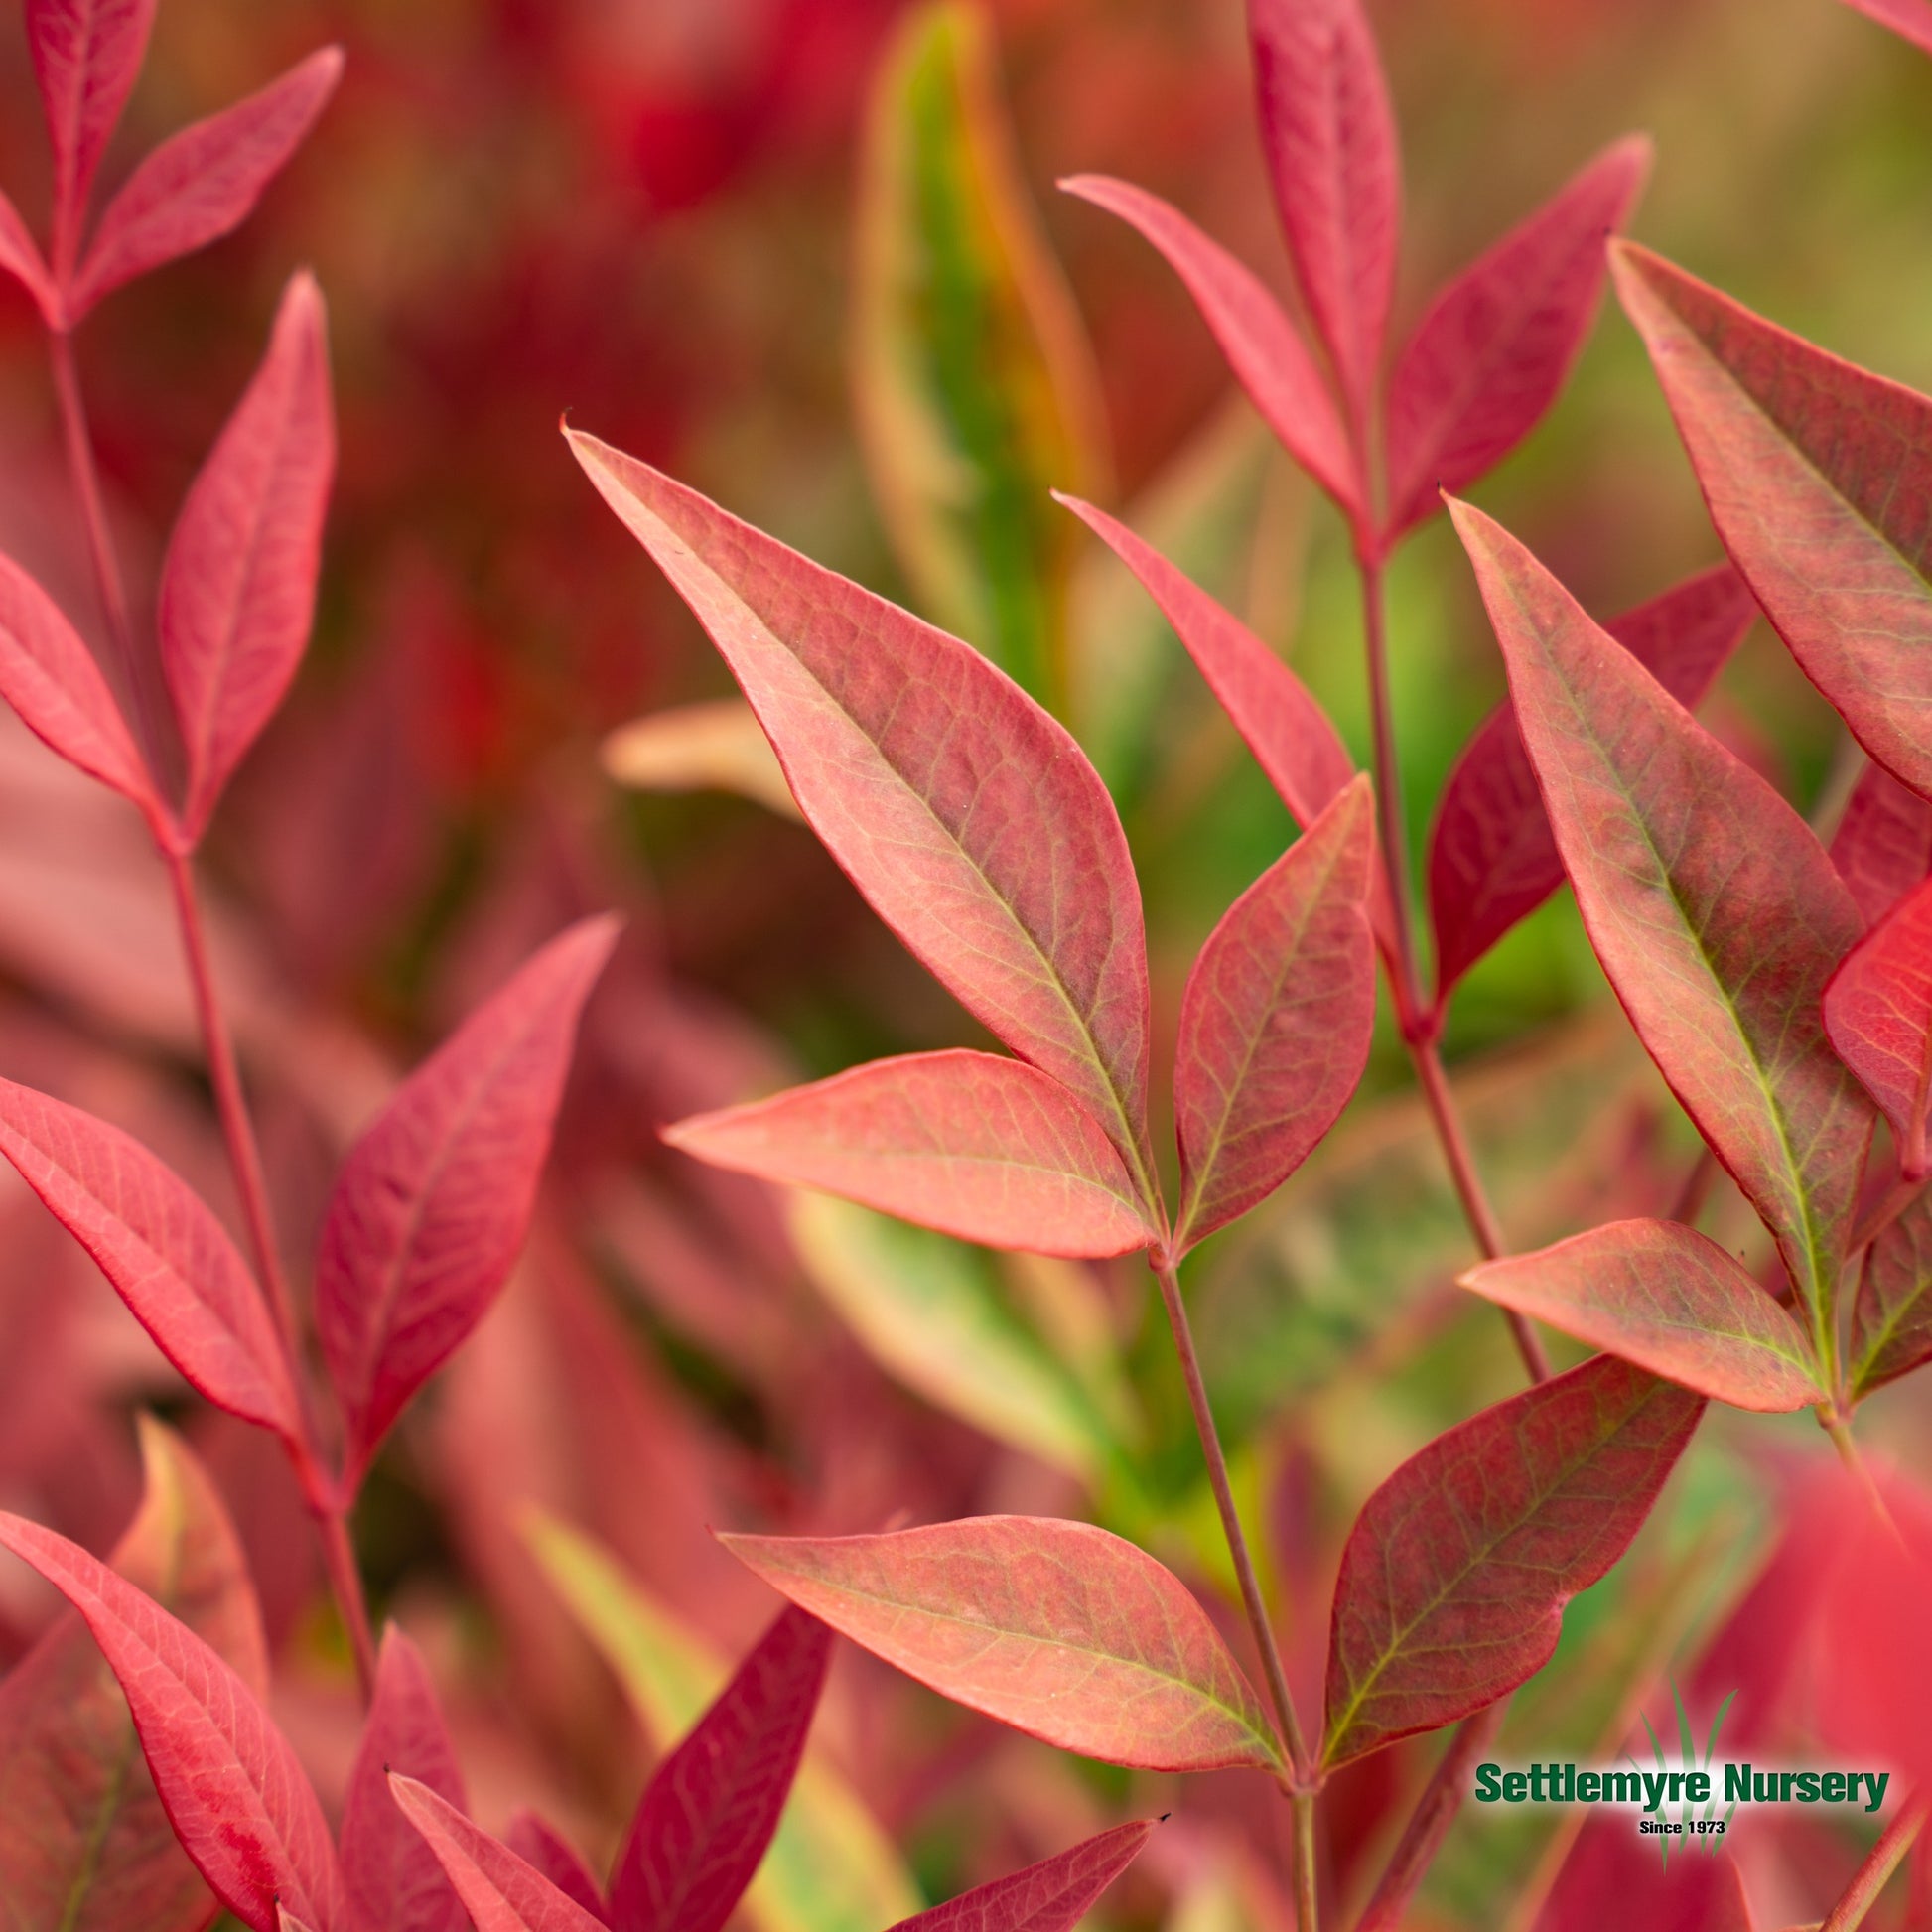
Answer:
[0,0,1925,1925]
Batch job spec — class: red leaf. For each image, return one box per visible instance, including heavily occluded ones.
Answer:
[342,1628,469,1932]
[27,0,156,251]
[317,914,619,1493]
[665,1051,1155,1259]
[1826,875,1932,1178]
[1461,1219,1825,1411]
[1055,495,1396,953]
[1247,0,1399,424]
[1054,495,1355,831]
[1321,1355,1703,1768]
[1830,761,1932,927]
[721,1516,1285,1774]
[0,1512,347,1932]
[567,433,1158,1203]
[0,551,161,821]
[1382,137,1649,541]
[1449,499,1872,1329]
[390,1777,610,1932]
[1611,243,1932,801]
[1841,0,1932,53]
[1535,1821,1754,1932]
[70,48,345,320]
[1427,563,1754,1001]
[159,271,334,842]
[1850,1181,1932,1397]
[504,1816,609,1926]
[609,1606,831,1932]
[1056,178,1359,516]
[0,1075,299,1439]
[0,1417,268,1932]
[0,189,55,321]
[884,1822,1156,1932]
[1175,775,1375,1250]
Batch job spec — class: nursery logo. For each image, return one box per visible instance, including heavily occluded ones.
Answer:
[1471,1688,1892,1869]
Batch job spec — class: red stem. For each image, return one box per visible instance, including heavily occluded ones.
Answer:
[51,329,377,1701]
[1151,1256,1312,1789]
[1355,551,1548,1386]
[1353,1704,1503,1932]
[165,845,378,1697]
[1820,1790,1927,1932]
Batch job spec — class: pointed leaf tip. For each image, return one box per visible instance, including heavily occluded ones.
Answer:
[1449,498,1871,1320]
[1610,240,1932,801]
[390,1776,608,1932]
[569,433,1157,1198]
[1175,775,1376,1250]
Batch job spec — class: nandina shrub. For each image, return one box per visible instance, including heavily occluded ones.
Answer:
[0,1,1928,1931]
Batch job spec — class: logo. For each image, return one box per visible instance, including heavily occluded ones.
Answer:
[1472,1685,1892,1869]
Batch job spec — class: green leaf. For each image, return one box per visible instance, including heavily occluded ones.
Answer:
[853,0,1110,711]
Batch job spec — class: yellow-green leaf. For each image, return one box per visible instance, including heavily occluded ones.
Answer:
[790,1191,1128,1485]
[854,0,1109,711]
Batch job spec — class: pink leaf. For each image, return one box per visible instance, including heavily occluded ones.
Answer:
[664,1051,1155,1259]
[0,188,55,321]
[567,433,1158,1203]
[609,1607,831,1932]
[1449,498,1872,1327]
[1611,243,1932,801]
[390,1777,609,1932]
[721,1516,1285,1774]
[1322,1355,1703,1768]
[27,0,156,252]
[1053,494,1355,830]
[1174,775,1375,1250]
[1427,562,1754,1001]
[1055,494,1397,954]
[317,914,619,1492]
[342,1628,469,1932]
[1461,1219,1825,1411]
[0,1075,299,1439]
[159,271,334,842]
[884,1822,1156,1932]
[0,550,160,821]
[70,48,345,320]
[1830,761,1932,927]
[1850,1181,1932,1397]
[0,1417,269,1932]
[1056,178,1359,517]
[1247,0,1400,425]
[0,1512,347,1932]
[504,1817,609,1926]
[1841,0,1932,53]
[1383,136,1649,540]
[1826,874,1932,1177]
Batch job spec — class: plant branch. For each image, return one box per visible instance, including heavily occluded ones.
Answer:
[1293,1789,1320,1932]
[164,845,379,1696]
[48,329,168,775]
[1352,1704,1503,1931]
[1820,1790,1927,1932]
[1151,1255,1311,1783]
[1354,552,1548,1385]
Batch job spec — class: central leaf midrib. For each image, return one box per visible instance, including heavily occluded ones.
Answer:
[773,1567,1278,1759]
[1326,1382,1666,1754]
